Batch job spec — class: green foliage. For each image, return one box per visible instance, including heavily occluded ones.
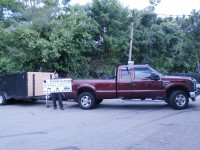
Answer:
[0,0,199,76]
[0,0,24,21]
[87,0,130,77]
[133,12,200,73]
[41,5,101,77]
[5,25,44,71]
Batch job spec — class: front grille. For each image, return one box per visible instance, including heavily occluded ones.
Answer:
[191,78,197,91]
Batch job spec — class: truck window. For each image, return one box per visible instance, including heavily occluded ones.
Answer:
[121,68,131,79]
[134,68,152,79]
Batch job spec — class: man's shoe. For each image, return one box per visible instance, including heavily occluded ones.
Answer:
[60,108,64,110]
[54,107,57,109]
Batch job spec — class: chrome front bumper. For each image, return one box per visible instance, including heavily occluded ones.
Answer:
[190,89,200,101]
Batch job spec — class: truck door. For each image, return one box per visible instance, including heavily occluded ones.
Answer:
[131,67,164,99]
[117,67,133,98]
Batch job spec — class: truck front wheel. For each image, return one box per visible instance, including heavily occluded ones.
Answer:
[0,93,7,105]
[169,90,189,110]
[78,92,96,109]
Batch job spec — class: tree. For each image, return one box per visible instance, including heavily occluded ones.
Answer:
[42,5,100,77]
[0,0,199,76]
[185,10,200,72]
[134,14,193,73]
[86,0,131,77]
[0,0,24,22]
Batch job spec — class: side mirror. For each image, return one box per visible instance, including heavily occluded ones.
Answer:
[151,72,160,81]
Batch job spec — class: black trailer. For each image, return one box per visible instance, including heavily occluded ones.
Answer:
[0,72,53,105]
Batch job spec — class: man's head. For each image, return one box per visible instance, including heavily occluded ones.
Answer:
[54,71,59,78]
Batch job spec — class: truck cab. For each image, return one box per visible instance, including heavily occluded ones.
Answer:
[117,65,164,99]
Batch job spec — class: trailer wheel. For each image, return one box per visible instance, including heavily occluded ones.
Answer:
[78,92,96,109]
[0,93,7,105]
[169,90,189,110]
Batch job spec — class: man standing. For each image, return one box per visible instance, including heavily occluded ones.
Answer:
[52,71,64,110]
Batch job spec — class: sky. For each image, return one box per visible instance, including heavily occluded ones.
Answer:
[69,0,200,16]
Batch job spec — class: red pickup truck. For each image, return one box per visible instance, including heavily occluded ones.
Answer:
[65,64,198,110]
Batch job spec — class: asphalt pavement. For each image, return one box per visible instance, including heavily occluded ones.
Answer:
[0,97,200,150]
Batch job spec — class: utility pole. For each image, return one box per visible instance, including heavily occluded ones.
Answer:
[128,11,134,65]
[128,21,134,62]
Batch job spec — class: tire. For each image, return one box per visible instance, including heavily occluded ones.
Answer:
[0,93,7,105]
[78,92,96,109]
[169,90,189,110]
[96,99,103,105]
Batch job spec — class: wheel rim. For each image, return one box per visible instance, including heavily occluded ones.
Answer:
[81,96,91,107]
[175,94,186,107]
[0,95,3,104]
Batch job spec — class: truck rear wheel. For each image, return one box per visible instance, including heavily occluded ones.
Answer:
[0,93,7,105]
[78,92,96,109]
[169,90,189,110]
